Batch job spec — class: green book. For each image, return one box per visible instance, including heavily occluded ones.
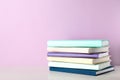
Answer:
[47,40,109,48]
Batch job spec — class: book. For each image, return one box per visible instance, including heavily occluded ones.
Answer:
[47,56,110,64]
[47,52,109,58]
[48,61,111,70]
[49,66,114,76]
[47,40,109,48]
[47,47,109,53]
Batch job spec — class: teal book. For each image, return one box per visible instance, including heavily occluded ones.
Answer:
[50,66,114,76]
[47,40,109,48]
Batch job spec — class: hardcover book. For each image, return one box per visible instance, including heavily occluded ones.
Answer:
[47,56,110,64]
[47,40,109,48]
[48,61,111,70]
[47,47,109,53]
[47,52,109,58]
[49,66,114,76]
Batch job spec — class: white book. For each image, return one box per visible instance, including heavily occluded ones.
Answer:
[48,61,111,70]
[47,47,109,53]
[48,56,110,64]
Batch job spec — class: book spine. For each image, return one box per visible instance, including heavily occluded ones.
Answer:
[47,52,99,58]
[48,62,100,70]
[47,57,93,64]
[47,40,107,47]
[50,67,96,76]
[47,56,110,64]
[47,47,109,53]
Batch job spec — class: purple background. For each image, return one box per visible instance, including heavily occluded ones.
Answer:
[0,0,119,68]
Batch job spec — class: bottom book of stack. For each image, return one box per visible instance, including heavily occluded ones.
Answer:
[50,66,114,76]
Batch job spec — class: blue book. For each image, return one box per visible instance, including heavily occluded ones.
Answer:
[47,40,109,48]
[49,66,114,76]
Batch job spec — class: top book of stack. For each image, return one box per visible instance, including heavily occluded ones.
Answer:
[47,40,109,48]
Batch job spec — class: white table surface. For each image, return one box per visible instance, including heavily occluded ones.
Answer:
[0,66,47,80]
[48,66,120,80]
[0,66,119,80]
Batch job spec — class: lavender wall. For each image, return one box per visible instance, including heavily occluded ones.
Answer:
[0,0,120,67]
[0,0,48,67]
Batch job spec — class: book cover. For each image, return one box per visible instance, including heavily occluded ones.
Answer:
[47,56,110,64]
[47,40,109,48]
[47,52,109,58]
[49,66,114,76]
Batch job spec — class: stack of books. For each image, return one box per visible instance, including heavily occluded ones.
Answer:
[47,40,114,76]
